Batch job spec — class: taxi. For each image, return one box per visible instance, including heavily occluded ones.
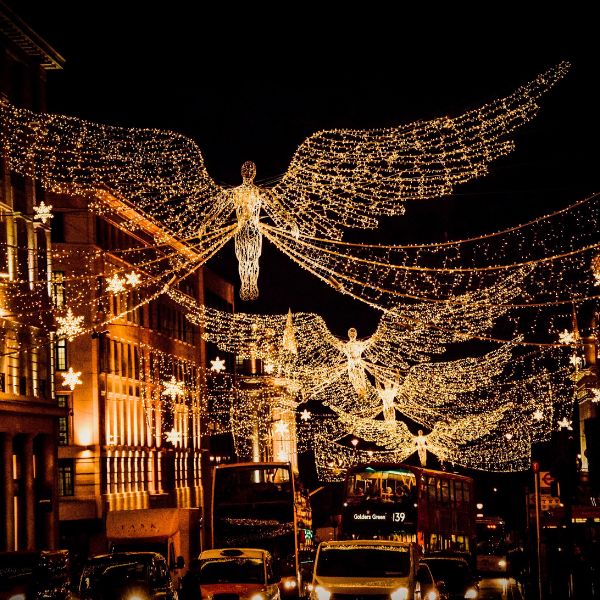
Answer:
[198,548,281,600]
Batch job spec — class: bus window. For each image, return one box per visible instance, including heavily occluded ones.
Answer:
[441,480,449,504]
[428,477,437,502]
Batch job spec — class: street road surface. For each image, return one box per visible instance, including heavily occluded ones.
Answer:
[478,577,525,600]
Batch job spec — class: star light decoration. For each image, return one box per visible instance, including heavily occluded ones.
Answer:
[161,376,185,401]
[56,308,85,341]
[533,409,544,421]
[0,63,569,300]
[61,367,82,391]
[210,357,226,373]
[557,417,573,430]
[33,201,53,224]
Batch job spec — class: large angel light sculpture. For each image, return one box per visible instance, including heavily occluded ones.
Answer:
[0,63,568,299]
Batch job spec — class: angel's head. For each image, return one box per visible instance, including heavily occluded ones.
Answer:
[348,327,357,341]
[241,161,256,183]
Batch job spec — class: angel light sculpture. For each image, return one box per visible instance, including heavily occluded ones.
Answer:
[0,63,568,299]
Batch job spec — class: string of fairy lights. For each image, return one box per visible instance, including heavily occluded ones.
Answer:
[1,60,596,476]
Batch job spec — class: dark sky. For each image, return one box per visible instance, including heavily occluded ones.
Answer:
[10,4,598,336]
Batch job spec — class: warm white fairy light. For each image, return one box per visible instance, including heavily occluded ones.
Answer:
[33,200,53,224]
[210,357,226,373]
[55,307,84,341]
[61,367,82,391]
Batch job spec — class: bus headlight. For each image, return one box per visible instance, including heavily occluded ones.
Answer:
[425,591,438,600]
[390,588,408,600]
[9,595,26,600]
[464,588,478,599]
[250,594,265,600]
[313,586,331,600]
[498,559,507,569]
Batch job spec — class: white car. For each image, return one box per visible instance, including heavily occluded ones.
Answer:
[311,540,421,599]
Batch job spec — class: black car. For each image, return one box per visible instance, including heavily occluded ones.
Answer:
[79,552,177,600]
[0,550,70,600]
[420,556,479,600]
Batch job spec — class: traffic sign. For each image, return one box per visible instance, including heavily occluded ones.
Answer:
[541,471,555,488]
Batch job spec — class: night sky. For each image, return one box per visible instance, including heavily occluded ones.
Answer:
[9,5,598,336]
[8,4,598,516]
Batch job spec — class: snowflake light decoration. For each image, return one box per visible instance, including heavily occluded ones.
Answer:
[273,421,289,435]
[300,409,312,421]
[33,201,53,224]
[533,409,544,421]
[61,367,82,390]
[210,357,226,373]
[569,355,583,368]
[106,274,126,293]
[590,388,600,403]
[56,308,84,341]
[161,376,185,401]
[558,330,576,345]
[125,271,141,287]
[165,428,182,445]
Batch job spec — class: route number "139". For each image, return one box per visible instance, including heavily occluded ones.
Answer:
[392,512,406,522]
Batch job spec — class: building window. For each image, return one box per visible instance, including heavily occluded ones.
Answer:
[55,338,67,371]
[51,212,65,243]
[58,459,74,496]
[52,271,66,308]
[57,394,70,446]
[0,373,5,393]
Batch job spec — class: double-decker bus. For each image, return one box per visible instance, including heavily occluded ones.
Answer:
[211,462,313,596]
[340,463,475,555]
[475,516,508,573]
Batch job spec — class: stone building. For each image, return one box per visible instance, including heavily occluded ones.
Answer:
[0,1,64,550]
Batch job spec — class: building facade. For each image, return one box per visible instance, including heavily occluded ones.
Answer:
[48,188,233,561]
[0,1,64,551]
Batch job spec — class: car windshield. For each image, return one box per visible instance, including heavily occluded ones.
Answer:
[316,546,410,578]
[423,560,471,587]
[198,558,265,584]
[81,558,150,590]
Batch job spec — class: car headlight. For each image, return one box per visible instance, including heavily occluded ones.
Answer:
[464,588,478,599]
[498,559,507,568]
[390,588,408,600]
[250,594,265,600]
[9,595,26,600]
[283,578,298,590]
[313,585,331,600]
[425,591,438,600]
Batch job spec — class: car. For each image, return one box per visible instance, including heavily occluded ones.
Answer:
[0,550,70,600]
[78,552,177,600]
[420,556,479,600]
[197,548,280,600]
[310,540,421,599]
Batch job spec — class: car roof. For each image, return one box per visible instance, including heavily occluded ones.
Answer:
[86,552,163,563]
[319,540,413,549]
[199,548,271,560]
[422,556,470,564]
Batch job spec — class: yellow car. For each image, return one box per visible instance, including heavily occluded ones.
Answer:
[198,548,281,600]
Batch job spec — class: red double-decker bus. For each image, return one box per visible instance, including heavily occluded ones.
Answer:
[340,463,476,555]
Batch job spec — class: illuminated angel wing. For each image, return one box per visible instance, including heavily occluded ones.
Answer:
[267,63,569,237]
[428,403,514,447]
[0,102,229,237]
[334,410,416,450]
